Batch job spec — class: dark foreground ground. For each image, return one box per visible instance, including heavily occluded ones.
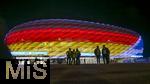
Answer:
[51,63,150,84]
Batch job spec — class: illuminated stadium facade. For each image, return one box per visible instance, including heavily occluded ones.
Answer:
[5,19,143,63]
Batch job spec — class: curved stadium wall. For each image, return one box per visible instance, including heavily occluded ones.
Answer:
[5,19,144,59]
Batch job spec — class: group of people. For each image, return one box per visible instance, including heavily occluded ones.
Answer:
[94,45,110,64]
[66,48,81,64]
[66,45,110,65]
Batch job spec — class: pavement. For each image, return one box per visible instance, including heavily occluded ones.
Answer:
[50,63,150,84]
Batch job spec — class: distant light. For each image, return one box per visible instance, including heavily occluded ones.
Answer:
[131,55,143,58]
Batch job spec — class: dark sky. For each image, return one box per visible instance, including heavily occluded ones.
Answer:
[0,0,149,57]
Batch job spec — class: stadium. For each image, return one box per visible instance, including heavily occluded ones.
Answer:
[4,19,144,63]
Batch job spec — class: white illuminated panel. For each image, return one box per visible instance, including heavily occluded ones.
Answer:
[16,57,50,59]
[81,53,95,56]
[16,57,36,59]
[11,51,48,56]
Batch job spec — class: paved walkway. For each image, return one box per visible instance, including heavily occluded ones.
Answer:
[51,64,150,84]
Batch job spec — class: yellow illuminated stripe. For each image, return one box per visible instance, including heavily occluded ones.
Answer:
[8,41,131,56]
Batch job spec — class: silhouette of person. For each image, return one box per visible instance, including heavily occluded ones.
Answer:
[66,48,72,64]
[84,58,86,64]
[75,48,81,65]
[102,45,110,64]
[72,49,76,64]
[94,46,101,64]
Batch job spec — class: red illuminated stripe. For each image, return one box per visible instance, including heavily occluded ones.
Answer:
[5,28,138,45]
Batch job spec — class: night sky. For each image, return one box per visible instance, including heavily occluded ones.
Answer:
[0,0,149,58]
